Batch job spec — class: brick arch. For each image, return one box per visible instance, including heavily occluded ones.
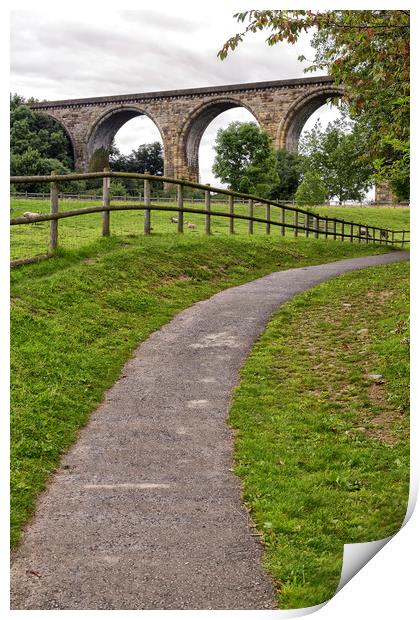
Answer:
[276,85,345,151]
[87,105,165,171]
[32,110,77,168]
[178,98,261,180]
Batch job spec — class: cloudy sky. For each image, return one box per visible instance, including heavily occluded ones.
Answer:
[10,6,340,185]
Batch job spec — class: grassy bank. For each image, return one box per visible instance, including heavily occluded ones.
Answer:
[10,234,395,547]
[314,205,409,231]
[228,260,409,609]
[10,197,409,262]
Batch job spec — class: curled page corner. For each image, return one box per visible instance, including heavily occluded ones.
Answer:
[271,602,326,618]
[336,536,393,593]
[257,601,327,619]
[335,485,418,595]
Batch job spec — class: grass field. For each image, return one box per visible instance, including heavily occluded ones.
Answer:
[10,197,410,262]
[314,205,409,231]
[10,232,399,548]
[228,260,409,608]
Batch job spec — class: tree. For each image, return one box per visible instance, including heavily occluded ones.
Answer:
[10,94,76,191]
[110,141,163,176]
[294,171,327,206]
[110,141,164,193]
[10,94,73,171]
[212,121,279,197]
[218,10,409,199]
[299,117,374,203]
[270,149,303,201]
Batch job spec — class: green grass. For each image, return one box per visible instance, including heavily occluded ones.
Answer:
[10,233,396,548]
[10,198,409,261]
[314,205,409,231]
[228,260,409,609]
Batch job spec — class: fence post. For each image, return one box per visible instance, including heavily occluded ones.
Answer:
[144,176,151,235]
[314,215,319,239]
[49,170,59,253]
[204,183,211,235]
[102,167,110,236]
[325,216,329,239]
[350,222,354,243]
[402,231,405,247]
[266,204,271,235]
[229,195,234,234]
[341,220,345,241]
[305,213,309,238]
[392,231,395,246]
[333,219,337,240]
[365,225,369,243]
[294,210,298,237]
[248,199,254,234]
[281,207,285,236]
[177,184,184,233]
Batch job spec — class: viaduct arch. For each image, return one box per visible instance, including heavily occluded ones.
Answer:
[30,76,343,182]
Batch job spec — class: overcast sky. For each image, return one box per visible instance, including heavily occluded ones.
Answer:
[10,8,340,185]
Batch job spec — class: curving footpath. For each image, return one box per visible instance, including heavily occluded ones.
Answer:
[11,251,409,610]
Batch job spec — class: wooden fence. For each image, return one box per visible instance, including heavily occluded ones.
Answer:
[10,170,409,266]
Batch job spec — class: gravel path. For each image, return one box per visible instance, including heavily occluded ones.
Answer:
[10,251,409,610]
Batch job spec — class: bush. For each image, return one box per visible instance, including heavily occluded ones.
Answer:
[109,181,127,197]
[294,171,327,206]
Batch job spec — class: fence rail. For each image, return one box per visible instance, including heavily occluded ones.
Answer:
[10,170,410,267]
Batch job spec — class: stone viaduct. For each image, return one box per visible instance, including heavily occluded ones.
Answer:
[30,75,343,182]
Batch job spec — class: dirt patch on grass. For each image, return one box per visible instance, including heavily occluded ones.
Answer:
[81,258,99,265]
[10,297,22,308]
[363,381,404,444]
[366,289,394,301]
[158,274,193,286]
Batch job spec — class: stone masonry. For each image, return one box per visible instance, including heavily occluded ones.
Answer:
[30,76,343,182]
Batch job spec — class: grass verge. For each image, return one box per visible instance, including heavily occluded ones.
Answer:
[228,260,409,609]
[10,234,395,548]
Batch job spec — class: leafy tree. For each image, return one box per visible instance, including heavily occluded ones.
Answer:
[10,94,73,170]
[212,121,279,197]
[109,180,129,197]
[270,149,303,201]
[110,141,164,193]
[294,170,327,206]
[218,10,409,199]
[10,93,76,191]
[110,141,163,176]
[299,117,374,203]
[10,148,68,177]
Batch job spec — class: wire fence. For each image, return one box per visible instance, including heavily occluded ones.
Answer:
[10,171,410,266]
[11,192,408,208]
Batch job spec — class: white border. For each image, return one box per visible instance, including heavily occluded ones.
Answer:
[2,1,418,618]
